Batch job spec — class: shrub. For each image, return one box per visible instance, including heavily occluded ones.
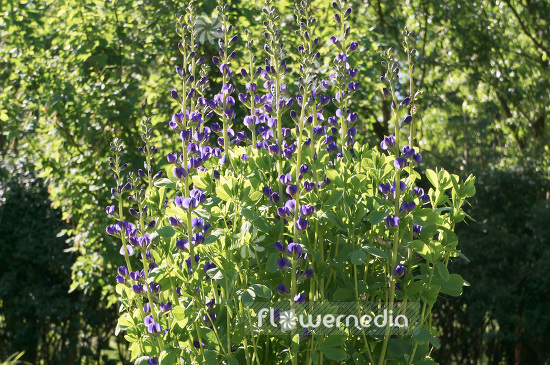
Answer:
[106,1,475,364]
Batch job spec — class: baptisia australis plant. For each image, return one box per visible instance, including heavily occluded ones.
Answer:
[107,1,475,364]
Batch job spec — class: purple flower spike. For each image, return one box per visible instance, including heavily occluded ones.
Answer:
[385,215,400,228]
[393,265,407,278]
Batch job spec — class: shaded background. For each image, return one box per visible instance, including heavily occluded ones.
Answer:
[1,0,549,363]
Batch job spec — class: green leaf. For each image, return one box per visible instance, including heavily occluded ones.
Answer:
[226,355,239,365]
[215,184,232,201]
[266,253,279,273]
[350,250,367,265]
[413,327,440,348]
[362,245,387,259]
[319,347,348,361]
[173,306,190,328]
[323,188,344,211]
[241,208,259,221]
[250,283,272,298]
[160,350,178,365]
[437,273,465,296]
[426,169,438,189]
[206,267,224,280]
[367,208,390,225]
[320,336,346,348]
[435,262,450,282]
[350,174,368,190]
[156,226,175,238]
[332,288,354,301]
[154,178,177,189]
[240,289,255,306]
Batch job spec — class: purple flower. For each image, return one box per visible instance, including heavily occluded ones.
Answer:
[274,241,284,252]
[279,173,292,185]
[304,181,315,192]
[170,90,180,101]
[294,293,306,304]
[193,339,205,349]
[385,215,400,228]
[286,184,298,196]
[402,145,416,159]
[296,217,309,231]
[117,266,129,277]
[115,275,126,284]
[401,97,411,106]
[392,265,407,278]
[394,158,408,169]
[379,183,391,195]
[148,357,159,365]
[413,224,422,238]
[303,268,314,279]
[176,238,189,251]
[413,153,422,163]
[400,201,416,213]
[106,205,115,215]
[203,312,217,324]
[169,216,183,227]
[160,302,173,313]
[402,115,412,125]
[277,257,291,270]
[276,283,289,296]
[148,282,162,294]
[300,205,315,216]
[380,134,395,150]
[132,284,144,294]
[287,242,302,256]
[173,167,187,179]
[285,199,297,214]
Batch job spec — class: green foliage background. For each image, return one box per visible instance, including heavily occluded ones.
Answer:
[0,0,548,363]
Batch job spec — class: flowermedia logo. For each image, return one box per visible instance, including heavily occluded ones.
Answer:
[248,302,420,336]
